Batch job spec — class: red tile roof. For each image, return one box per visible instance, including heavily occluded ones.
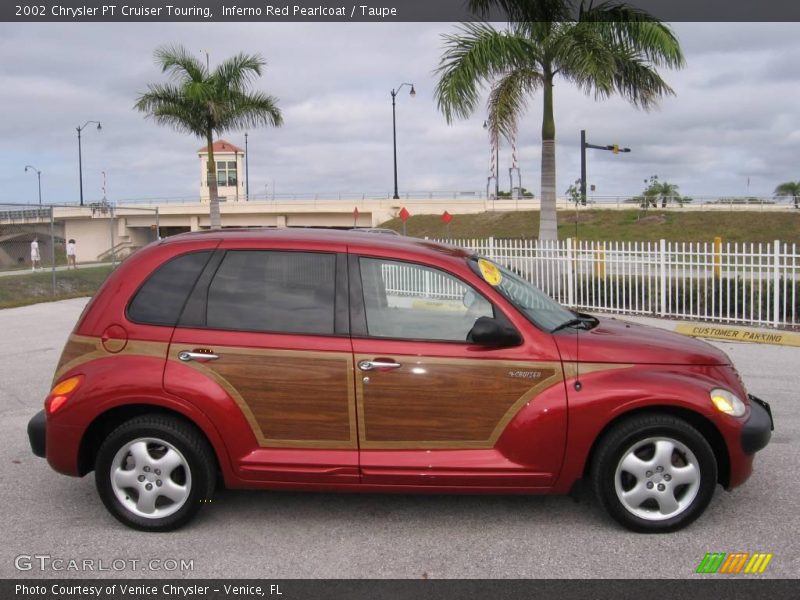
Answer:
[197,139,244,154]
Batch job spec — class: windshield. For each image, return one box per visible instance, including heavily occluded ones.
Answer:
[468,256,575,331]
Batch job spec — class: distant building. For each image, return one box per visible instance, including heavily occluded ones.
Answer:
[198,140,245,202]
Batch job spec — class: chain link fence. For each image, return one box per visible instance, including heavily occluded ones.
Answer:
[0,203,159,304]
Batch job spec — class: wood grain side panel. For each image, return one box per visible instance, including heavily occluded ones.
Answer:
[359,358,558,443]
[207,351,354,443]
[53,336,170,382]
[55,335,98,375]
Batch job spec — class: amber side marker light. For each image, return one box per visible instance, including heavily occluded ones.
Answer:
[46,376,83,414]
[710,388,746,417]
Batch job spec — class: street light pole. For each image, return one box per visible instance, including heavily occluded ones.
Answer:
[77,120,101,206]
[391,82,415,200]
[24,165,42,205]
[244,132,250,201]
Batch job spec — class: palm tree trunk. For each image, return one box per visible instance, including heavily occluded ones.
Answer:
[539,71,557,241]
[206,132,221,230]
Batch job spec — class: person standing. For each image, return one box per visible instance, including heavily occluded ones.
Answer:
[66,239,77,270]
[30,238,41,271]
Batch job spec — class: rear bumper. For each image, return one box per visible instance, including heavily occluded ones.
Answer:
[741,395,773,455]
[28,410,46,458]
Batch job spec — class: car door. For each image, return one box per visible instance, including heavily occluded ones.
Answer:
[164,240,358,484]
[350,253,568,488]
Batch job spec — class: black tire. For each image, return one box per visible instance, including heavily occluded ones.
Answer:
[591,414,717,533]
[95,414,216,531]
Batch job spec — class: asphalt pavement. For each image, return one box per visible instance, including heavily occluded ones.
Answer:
[1,298,797,579]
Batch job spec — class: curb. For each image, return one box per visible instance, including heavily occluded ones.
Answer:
[674,323,800,347]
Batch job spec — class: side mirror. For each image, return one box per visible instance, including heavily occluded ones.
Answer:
[467,316,522,348]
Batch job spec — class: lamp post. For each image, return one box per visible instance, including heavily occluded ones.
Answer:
[77,120,101,206]
[24,165,42,205]
[391,82,415,200]
[483,120,500,199]
[244,132,250,201]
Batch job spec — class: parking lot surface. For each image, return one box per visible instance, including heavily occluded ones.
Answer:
[1,298,797,578]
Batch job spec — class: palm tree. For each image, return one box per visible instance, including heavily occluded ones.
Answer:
[641,175,680,207]
[654,181,680,208]
[774,181,800,209]
[135,45,283,229]
[435,0,684,240]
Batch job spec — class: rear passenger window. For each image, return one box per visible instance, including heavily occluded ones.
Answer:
[207,251,336,335]
[127,251,212,326]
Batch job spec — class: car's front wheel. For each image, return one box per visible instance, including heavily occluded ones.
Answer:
[591,414,718,533]
[95,414,216,531]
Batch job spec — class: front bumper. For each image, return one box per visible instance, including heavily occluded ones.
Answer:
[28,409,46,458]
[741,394,773,455]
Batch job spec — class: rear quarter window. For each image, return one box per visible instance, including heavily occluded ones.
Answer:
[206,250,336,335]
[127,251,213,326]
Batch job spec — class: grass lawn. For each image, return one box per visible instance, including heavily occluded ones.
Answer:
[0,265,113,309]
[379,209,800,243]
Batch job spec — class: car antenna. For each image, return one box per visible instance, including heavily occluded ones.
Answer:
[573,190,582,392]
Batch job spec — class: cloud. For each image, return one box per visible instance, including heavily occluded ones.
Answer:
[1,21,799,206]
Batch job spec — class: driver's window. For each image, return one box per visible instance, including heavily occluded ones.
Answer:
[359,258,493,341]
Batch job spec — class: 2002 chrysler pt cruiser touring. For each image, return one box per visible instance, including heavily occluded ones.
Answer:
[28,229,773,532]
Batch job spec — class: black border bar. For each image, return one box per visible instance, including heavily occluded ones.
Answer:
[3,1,800,22]
[5,579,800,600]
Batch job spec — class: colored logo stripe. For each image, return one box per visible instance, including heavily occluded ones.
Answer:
[744,553,773,574]
[696,552,773,574]
[719,553,749,573]
[697,553,726,573]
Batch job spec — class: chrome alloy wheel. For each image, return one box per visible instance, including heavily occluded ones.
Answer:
[109,437,192,519]
[614,436,701,521]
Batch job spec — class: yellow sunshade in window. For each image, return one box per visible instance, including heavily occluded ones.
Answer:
[478,259,503,286]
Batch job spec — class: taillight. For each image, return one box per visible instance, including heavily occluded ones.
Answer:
[46,376,83,415]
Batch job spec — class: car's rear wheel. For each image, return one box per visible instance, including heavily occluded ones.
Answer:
[591,414,717,533]
[95,414,216,531]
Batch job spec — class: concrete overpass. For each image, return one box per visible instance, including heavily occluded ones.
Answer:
[2,195,795,265]
[0,197,537,264]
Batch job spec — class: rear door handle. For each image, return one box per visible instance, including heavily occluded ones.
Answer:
[358,359,401,371]
[178,350,219,362]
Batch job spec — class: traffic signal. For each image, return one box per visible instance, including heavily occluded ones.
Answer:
[612,144,619,154]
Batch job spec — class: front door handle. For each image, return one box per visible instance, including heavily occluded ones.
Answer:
[358,359,401,371]
[178,350,219,362]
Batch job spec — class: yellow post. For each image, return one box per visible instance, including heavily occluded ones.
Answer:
[713,236,722,279]
[595,243,606,278]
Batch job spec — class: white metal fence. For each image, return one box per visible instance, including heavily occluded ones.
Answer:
[424,238,799,329]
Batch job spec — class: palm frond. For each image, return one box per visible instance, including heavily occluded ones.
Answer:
[579,4,685,69]
[434,22,539,123]
[485,67,542,139]
[135,85,207,136]
[215,92,284,131]
[154,44,206,83]
[551,23,616,96]
[608,56,675,110]
[213,52,266,91]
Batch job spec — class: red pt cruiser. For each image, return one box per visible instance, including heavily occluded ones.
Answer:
[28,229,773,532]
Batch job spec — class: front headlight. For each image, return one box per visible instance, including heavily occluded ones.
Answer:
[710,388,746,417]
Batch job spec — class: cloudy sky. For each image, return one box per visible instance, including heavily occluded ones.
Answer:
[1,21,799,205]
